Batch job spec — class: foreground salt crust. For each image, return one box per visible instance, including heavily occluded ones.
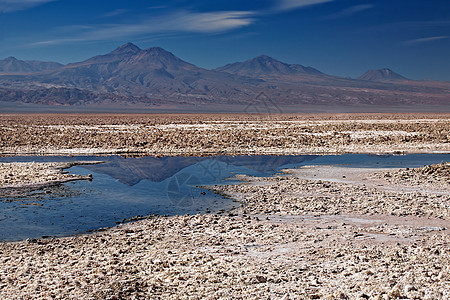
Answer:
[0,114,449,156]
[0,114,449,298]
[0,161,102,197]
[0,163,449,299]
[0,214,449,299]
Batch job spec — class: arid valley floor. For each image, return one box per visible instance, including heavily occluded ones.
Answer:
[0,113,449,299]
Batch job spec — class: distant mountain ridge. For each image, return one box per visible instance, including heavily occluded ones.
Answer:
[32,43,262,102]
[0,42,449,109]
[215,55,323,77]
[0,56,63,73]
[358,68,409,82]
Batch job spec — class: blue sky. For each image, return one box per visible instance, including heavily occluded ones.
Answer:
[0,0,449,80]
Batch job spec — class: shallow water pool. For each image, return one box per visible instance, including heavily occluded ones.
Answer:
[0,153,448,241]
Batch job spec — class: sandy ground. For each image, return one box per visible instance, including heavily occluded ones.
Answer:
[0,113,449,156]
[0,161,449,299]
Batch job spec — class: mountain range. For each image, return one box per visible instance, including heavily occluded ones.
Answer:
[215,55,323,78]
[0,56,63,74]
[0,42,449,111]
[358,68,408,81]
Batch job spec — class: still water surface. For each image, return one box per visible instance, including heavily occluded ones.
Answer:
[0,153,448,241]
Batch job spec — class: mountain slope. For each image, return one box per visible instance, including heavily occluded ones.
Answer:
[0,57,63,73]
[35,43,262,102]
[0,43,448,108]
[215,55,323,77]
[358,68,409,81]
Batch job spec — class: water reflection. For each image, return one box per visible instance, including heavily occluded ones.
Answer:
[78,155,318,185]
[0,153,448,241]
[0,155,318,241]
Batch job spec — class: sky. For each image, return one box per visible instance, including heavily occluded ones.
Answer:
[0,0,449,81]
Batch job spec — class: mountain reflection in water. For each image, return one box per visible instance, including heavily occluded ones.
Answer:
[79,155,319,186]
[0,153,449,241]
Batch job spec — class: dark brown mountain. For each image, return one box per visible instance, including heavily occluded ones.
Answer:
[358,68,409,82]
[0,56,63,74]
[0,43,449,110]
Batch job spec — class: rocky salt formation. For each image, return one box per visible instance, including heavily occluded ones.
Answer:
[0,161,102,196]
[0,214,449,299]
[208,172,450,219]
[0,163,448,298]
[0,113,449,298]
[373,162,450,190]
[0,113,448,156]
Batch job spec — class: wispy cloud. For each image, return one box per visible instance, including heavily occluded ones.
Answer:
[21,1,334,47]
[0,0,57,13]
[400,20,450,27]
[366,20,450,33]
[403,36,449,46]
[276,0,334,12]
[325,4,374,19]
[100,9,129,18]
[31,10,255,46]
[178,11,254,32]
[147,6,166,10]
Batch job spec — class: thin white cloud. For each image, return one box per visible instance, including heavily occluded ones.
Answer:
[325,4,374,19]
[277,0,334,12]
[178,11,254,32]
[0,0,56,13]
[100,9,128,18]
[31,10,255,46]
[403,36,449,46]
[366,20,450,33]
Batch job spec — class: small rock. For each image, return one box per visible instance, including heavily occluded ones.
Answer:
[404,284,415,293]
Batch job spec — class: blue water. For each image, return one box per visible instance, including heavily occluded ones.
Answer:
[0,153,448,241]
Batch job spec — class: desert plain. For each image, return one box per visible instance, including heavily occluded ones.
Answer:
[0,113,449,299]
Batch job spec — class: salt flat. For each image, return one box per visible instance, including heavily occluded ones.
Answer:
[0,113,449,299]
